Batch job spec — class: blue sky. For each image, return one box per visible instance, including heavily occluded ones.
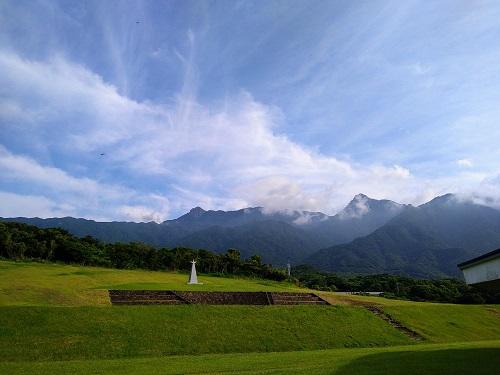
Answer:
[1,0,500,221]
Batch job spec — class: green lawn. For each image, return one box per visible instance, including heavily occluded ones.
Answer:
[0,260,303,306]
[383,304,500,342]
[0,305,411,361]
[1,341,499,374]
[320,293,500,342]
[1,260,499,374]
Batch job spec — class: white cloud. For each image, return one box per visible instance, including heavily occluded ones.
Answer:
[0,146,170,222]
[410,62,431,76]
[118,194,171,222]
[1,50,498,219]
[0,191,75,218]
[240,176,332,214]
[456,174,500,210]
[457,158,473,168]
[119,205,168,223]
[0,99,36,123]
[338,194,371,219]
[0,145,130,199]
[292,211,328,225]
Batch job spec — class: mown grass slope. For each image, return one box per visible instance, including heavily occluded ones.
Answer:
[1,341,499,375]
[321,293,500,343]
[384,304,500,342]
[0,260,303,306]
[0,261,412,361]
[1,260,499,374]
[0,305,411,361]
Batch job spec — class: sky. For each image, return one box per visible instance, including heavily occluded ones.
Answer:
[1,0,500,222]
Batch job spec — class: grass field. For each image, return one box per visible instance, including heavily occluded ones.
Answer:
[0,260,303,306]
[0,305,411,361]
[0,260,499,374]
[321,293,500,342]
[1,341,499,374]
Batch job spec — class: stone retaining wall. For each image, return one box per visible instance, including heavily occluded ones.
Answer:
[109,290,329,305]
[177,291,269,305]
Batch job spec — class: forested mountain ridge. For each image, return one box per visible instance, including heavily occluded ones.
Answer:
[2,194,405,264]
[306,194,500,278]
[5,193,500,278]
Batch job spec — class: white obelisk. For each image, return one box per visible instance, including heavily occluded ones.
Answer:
[188,260,201,284]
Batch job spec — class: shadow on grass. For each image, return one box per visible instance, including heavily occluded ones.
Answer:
[335,348,500,375]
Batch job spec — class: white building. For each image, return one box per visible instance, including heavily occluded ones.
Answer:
[458,249,500,292]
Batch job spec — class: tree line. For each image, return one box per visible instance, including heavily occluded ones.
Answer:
[292,265,499,304]
[0,221,287,281]
[2,221,497,304]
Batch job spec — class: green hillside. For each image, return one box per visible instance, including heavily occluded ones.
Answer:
[0,260,499,374]
[0,305,411,362]
[0,261,412,362]
[322,294,500,343]
[0,260,302,306]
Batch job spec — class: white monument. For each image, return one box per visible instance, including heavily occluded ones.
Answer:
[188,260,202,284]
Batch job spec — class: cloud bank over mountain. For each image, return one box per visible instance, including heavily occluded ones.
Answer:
[1,49,499,221]
[1,2,500,221]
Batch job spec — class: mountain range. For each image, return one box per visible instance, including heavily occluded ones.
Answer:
[307,194,500,278]
[3,193,500,278]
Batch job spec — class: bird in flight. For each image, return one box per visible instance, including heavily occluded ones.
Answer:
[100,153,105,156]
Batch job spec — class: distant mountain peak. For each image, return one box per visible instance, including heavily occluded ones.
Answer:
[189,206,206,216]
[169,206,206,222]
[339,194,403,219]
[339,194,372,219]
[424,193,457,206]
[353,193,370,200]
[434,193,455,200]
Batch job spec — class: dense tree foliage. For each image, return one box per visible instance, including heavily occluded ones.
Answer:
[2,221,497,304]
[292,265,499,304]
[0,222,287,281]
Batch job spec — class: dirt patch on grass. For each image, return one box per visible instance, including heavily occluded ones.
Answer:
[319,293,423,341]
[486,307,500,318]
[319,293,384,307]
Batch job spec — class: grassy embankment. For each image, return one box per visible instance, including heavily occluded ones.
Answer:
[0,260,303,306]
[0,260,410,361]
[322,293,500,343]
[1,341,499,375]
[0,260,499,374]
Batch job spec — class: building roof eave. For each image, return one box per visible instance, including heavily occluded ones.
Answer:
[457,248,500,270]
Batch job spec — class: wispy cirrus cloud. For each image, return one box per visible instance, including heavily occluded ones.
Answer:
[0,145,170,221]
[2,0,500,220]
[0,191,74,218]
[457,159,473,168]
[0,50,436,218]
